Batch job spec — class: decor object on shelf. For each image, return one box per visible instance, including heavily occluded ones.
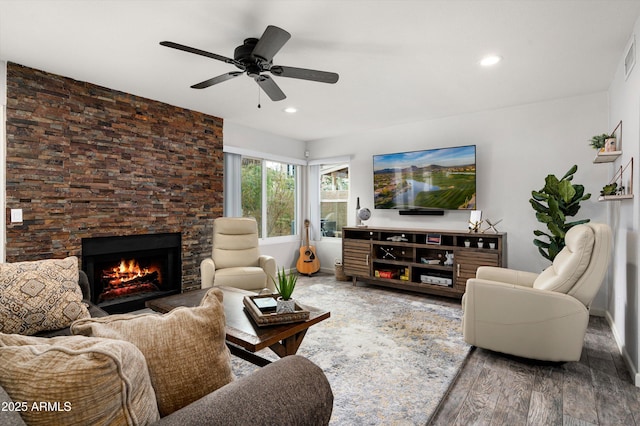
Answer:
[468,220,483,233]
[380,246,396,260]
[462,223,612,362]
[464,239,471,247]
[426,233,442,245]
[387,235,408,242]
[483,218,503,233]
[468,210,482,232]
[271,267,298,313]
[477,238,484,248]
[358,207,371,224]
[529,164,591,262]
[355,197,371,227]
[443,252,454,266]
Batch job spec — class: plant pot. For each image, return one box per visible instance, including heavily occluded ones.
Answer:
[489,242,496,249]
[276,297,296,314]
[477,242,484,248]
[464,241,471,247]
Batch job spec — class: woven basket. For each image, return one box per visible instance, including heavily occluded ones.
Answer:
[334,261,350,281]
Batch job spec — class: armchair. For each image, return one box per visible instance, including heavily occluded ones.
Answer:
[201,217,277,292]
[462,223,612,362]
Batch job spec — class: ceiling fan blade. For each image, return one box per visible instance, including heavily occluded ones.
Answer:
[270,65,339,84]
[255,75,286,101]
[191,71,243,89]
[252,26,291,62]
[160,41,240,66]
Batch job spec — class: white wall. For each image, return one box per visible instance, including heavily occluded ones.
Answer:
[307,93,610,307]
[223,121,307,271]
[608,21,640,384]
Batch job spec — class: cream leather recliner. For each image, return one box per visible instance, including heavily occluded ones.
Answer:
[462,222,612,362]
[200,217,277,292]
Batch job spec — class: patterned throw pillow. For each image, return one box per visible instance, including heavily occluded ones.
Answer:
[71,287,234,417]
[0,333,160,425]
[0,257,90,335]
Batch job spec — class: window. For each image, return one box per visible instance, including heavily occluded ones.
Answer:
[240,156,298,239]
[265,161,296,237]
[320,163,349,238]
[241,157,262,232]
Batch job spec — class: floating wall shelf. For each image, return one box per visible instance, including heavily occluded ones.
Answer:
[593,120,623,163]
[593,151,622,163]
[598,157,634,202]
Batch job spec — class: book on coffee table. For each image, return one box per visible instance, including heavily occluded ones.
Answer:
[243,295,310,327]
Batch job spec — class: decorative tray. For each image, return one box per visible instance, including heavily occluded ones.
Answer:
[242,294,310,327]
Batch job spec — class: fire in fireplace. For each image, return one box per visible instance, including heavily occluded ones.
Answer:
[98,258,162,303]
[82,233,181,314]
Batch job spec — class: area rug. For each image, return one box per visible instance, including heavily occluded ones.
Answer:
[231,274,471,425]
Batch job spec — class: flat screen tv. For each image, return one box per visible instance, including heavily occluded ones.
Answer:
[373,145,476,210]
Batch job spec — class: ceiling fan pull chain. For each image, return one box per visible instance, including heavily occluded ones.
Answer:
[257,86,261,109]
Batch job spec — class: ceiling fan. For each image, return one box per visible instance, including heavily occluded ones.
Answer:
[160,25,339,102]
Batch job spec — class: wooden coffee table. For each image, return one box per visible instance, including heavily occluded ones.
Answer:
[146,286,330,366]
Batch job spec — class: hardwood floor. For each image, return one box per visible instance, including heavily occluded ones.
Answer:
[430,316,640,425]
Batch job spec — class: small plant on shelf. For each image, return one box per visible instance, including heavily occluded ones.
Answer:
[600,182,618,197]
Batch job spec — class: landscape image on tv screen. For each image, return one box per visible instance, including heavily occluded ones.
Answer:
[373,145,476,210]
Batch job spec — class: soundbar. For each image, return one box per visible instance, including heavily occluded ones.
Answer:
[398,209,445,216]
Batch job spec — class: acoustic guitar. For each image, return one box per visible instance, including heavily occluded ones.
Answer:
[297,219,320,275]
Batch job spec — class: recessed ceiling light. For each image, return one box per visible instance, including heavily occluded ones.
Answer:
[480,55,502,67]
[283,107,298,114]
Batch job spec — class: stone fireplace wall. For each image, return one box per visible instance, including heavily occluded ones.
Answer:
[4,63,224,290]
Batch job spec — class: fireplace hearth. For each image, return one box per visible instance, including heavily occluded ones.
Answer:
[82,233,181,314]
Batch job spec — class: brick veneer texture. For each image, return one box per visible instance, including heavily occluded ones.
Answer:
[5,63,224,291]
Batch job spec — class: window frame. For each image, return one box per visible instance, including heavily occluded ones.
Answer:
[309,156,351,240]
[225,146,303,243]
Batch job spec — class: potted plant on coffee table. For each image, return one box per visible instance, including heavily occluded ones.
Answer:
[271,267,298,314]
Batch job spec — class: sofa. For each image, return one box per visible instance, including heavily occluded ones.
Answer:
[0,257,333,425]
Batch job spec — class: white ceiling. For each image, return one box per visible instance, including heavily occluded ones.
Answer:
[1,1,640,142]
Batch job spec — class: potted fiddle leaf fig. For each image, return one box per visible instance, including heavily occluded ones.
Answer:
[529,165,591,262]
[271,267,298,314]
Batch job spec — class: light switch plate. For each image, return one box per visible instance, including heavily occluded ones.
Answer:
[10,209,23,223]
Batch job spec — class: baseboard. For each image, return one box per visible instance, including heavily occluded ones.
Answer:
[292,267,329,276]
[604,311,640,387]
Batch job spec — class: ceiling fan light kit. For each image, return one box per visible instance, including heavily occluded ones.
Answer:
[161,25,339,102]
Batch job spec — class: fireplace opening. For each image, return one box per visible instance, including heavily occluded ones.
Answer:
[97,256,162,303]
[82,233,181,314]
